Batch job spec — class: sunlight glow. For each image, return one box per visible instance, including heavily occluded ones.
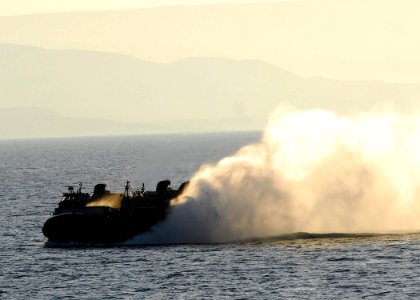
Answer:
[0,0,303,16]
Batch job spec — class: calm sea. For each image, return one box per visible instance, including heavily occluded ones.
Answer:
[1,132,419,299]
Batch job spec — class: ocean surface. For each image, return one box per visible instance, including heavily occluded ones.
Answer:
[1,132,420,299]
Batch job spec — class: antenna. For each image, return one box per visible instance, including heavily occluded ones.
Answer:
[77,182,83,193]
[124,180,131,197]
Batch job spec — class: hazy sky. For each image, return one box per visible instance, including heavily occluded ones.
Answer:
[2,0,420,82]
[0,0,300,16]
[1,0,420,138]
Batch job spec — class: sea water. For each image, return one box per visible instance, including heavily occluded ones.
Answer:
[1,132,419,299]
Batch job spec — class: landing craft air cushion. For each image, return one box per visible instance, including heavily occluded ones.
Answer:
[42,180,189,244]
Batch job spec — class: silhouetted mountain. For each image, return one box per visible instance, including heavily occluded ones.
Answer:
[1,44,419,138]
[1,1,420,81]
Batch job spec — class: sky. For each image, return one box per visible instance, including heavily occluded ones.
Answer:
[0,0,300,16]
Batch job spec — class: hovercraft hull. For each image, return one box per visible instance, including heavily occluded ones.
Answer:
[42,212,165,244]
[42,180,188,245]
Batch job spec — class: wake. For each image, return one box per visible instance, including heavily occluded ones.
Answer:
[127,106,420,245]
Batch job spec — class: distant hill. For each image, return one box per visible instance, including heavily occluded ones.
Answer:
[1,1,420,82]
[0,107,263,139]
[1,43,419,138]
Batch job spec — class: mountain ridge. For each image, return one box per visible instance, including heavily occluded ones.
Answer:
[1,1,420,82]
[1,43,419,139]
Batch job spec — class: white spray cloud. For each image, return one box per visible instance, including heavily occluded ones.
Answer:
[128,105,420,244]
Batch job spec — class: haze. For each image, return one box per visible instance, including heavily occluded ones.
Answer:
[0,0,302,15]
[1,0,419,139]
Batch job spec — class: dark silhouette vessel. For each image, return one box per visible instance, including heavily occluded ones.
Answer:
[42,180,188,244]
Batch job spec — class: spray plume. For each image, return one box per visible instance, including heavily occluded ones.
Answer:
[129,105,420,244]
[86,193,123,209]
